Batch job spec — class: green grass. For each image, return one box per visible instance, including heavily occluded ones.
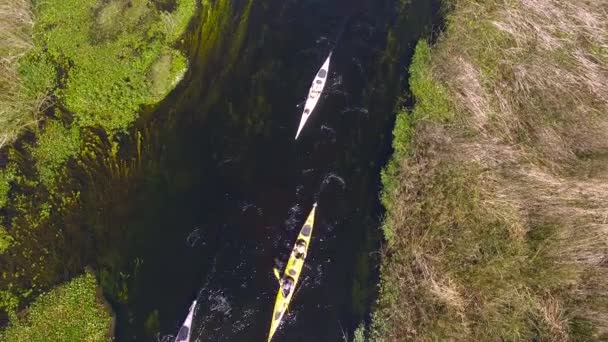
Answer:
[370,0,608,340]
[380,41,454,245]
[1,272,113,341]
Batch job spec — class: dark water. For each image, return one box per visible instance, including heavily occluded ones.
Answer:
[108,0,440,340]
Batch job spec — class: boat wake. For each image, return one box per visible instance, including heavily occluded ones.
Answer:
[186,228,202,247]
[341,106,369,116]
[320,125,337,142]
[284,203,303,232]
[319,173,347,192]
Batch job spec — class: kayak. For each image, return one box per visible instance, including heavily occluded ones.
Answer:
[295,53,332,140]
[267,203,317,341]
[175,300,197,342]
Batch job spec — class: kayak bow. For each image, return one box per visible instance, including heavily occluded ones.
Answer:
[295,53,332,140]
[267,203,317,341]
[175,300,197,342]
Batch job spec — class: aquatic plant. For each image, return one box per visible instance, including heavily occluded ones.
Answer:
[0,0,198,326]
[0,226,13,254]
[27,0,195,132]
[1,272,113,341]
[29,119,82,189]
[0,4,257,337]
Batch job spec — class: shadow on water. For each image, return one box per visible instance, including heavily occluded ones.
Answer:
[104,0,442,340]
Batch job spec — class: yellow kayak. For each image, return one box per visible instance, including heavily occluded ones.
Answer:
[267,203,317,341]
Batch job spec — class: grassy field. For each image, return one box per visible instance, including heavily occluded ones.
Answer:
[371,0,608,340]
[1,272,113,341]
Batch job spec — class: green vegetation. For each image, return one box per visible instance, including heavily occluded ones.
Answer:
[0,163,18,208]
[0,0,196,207]
[1,272,112,342]
[0,225,13,254]
[380,41,454,245]
[2,0,192,148]
[353,323,366,342]
[30,0,194,131]
[371,0,608,340]
[0,0,198,336]
[30,119,82,189]
[0,1,256,339]
[0,0,47,149]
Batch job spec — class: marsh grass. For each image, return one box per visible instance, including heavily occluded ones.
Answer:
[372,0,608,340]
[0,0,50,150]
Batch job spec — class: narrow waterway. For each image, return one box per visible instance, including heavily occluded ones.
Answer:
[108,0,440,340]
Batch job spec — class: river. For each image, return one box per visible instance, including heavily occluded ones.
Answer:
[106,0,440,340]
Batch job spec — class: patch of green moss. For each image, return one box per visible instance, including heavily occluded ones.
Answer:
[1,272,112,341]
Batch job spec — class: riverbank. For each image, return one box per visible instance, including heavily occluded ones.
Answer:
[371,0,608,340]
[0,0,197,335]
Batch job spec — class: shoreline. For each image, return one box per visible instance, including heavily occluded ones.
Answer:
[370,0,608,340]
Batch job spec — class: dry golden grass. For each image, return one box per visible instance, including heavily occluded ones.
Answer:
[372,0,608,340]
[0,0,48,149]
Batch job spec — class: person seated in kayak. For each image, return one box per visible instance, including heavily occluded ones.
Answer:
[309,82,324,99]
[280,276,294,297]
[293,239,307,259]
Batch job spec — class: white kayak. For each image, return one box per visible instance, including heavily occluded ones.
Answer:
[175,300,197,342]
[295,52,332,140]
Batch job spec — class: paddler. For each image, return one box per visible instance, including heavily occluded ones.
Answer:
[272,268,295,297]
[293,239,307,259]
[279,276,294,297]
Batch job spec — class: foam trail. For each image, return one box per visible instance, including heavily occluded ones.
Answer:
[341,106,369,116]
[208,291,232,315]
[314,173,346,202]
[284,203,303,231]
[320,125,336,142]
[329,75,343,88]
[157,334,175,342]
[321,173,346,190]
[186,228,202,247]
